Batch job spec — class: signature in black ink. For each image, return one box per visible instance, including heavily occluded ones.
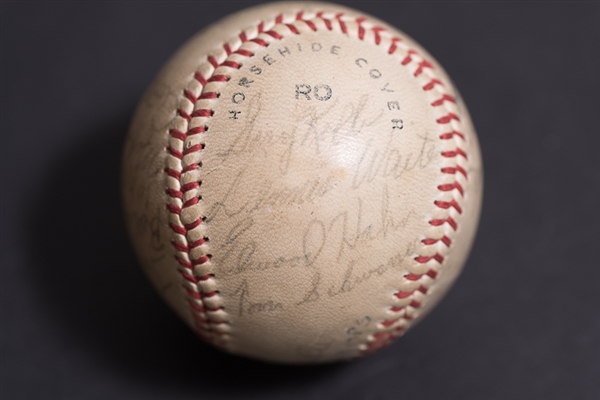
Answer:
[351,132,437,190]
[217,218,326,277]
[233,279,283,317]
[205,171,339,223]
[328,185,413,261]
[297,245,414,303]
[327,247,414,298]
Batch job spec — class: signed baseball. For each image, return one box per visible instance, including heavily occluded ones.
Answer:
[122,1,482,364]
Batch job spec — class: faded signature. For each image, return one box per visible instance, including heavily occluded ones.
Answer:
[216,183,413,278]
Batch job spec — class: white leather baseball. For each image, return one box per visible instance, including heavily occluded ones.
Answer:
[122,1,483,364]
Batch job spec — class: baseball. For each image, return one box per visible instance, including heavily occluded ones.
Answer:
[122,1,483,364]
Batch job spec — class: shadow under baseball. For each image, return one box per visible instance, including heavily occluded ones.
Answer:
[26,112,344,397]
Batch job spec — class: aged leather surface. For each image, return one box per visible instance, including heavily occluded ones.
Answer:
[122,1,483,364]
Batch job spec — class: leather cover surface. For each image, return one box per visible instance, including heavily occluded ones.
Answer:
[122,1,482,363]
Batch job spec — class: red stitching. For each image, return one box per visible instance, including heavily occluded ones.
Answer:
[188,126,207,135]
[251,38,268,47]
[373,332,392,339]
[224,60,242,69]
[303,20,317,32]
[388,37,401,54]
[177,257,193,269]
[235,49,253,57]
[166,189,182,200]
[169,129,186,141]
[366,341,388,350]
[430,217,458,231]
[182,164,199,173]
[401,49,418,65]
[372,27,385,45]
[185,287,202,300]
[319,14,333,31]
[177,109,191,122]
[183,197,199,208]
[336,13,347,34]
[203,290,218,298]
[442,148,468,159]
[184,219,202,231]
[440,130,465,140]
[438,181,464,196]
[436,113,460,124]
[194,72,207,86]
[208,55,219,69]
[196,273,213,281]
[165,168,180,179]
[181,182,199,192]
[395,290,413,299]
[422,236,452,247]
[413,60,434,77]
[266,30,283,39]
[409,300,422,307]
[189,238,207,248]
[167,204,182,215]
[427,270,438,279]
[414,254,444,264]
[356,17,366,40]
[181,270,198,283]
[435,199,463,213]
[431,94,456,106]
[423,78,443,91]
[184,90,198,103]
[183,144,202,156]
[162,11,469,355]
[208,75,229,83]
[192,255,210,265]
[167,147,183,160]
[191,109,212,118]
[285,23,300,34]
[184,287,219,299]
[173,241,189,252]
[200,92,218,100]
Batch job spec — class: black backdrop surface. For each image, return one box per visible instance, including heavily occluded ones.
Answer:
[1,2,599,399]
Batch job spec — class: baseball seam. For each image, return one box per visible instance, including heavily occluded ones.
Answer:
[163,10,468,355]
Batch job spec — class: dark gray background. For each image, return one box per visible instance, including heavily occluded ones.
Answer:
[2,2,599,399]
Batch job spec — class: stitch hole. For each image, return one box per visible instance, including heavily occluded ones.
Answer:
[201,143,206,149]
